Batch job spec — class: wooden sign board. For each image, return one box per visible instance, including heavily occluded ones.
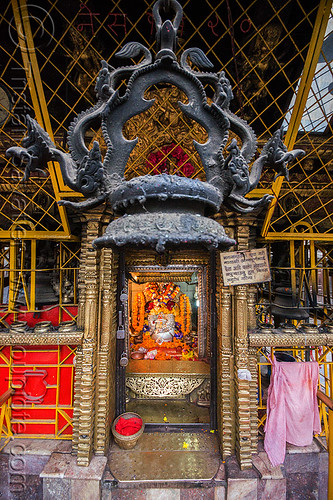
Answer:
[220,248,271,286]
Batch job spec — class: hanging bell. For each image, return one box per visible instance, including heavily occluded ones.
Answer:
[270,287,309,322]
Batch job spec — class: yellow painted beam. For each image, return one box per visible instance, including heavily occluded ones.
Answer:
[1,231,79,241]
[290,240,297,304]
[259,232,333,242]
[246,188,273,198]
[261,0,332,239]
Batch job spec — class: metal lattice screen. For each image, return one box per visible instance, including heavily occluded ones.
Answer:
[0,0,321,184]
[263,7,333,239]
[0,1,331,235]
[0,3,71,238]
[1,0,333,446]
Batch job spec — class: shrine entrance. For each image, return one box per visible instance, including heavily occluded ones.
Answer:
[116,250,216,430]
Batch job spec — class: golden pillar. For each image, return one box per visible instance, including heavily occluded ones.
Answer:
[75,212,102,466]
[247,286,259,454]
[234,284,252,469]
[216,214,259,465]
[94,248,118,455]
[72,208,119,465]
[248,346,259,454]
[218,284,235,458]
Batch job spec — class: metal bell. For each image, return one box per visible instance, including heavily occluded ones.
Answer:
[270,287,309,322]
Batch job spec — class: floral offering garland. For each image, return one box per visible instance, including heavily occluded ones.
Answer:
[132,291,145,332]
[179,293,192,335]
[131,283,196,360]
[144,282,180,314]
[161,282,180,300]
[131,331,197,361]
[144,282,160,301]
[174,321,183,339]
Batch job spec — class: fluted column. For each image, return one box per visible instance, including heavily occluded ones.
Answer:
[248,346,258,454]
[217,214,261,467]
[234,284,252,469]
[247,285,257,331]
[218,285,235,458]
[247,286,258,453]
[94,248,118,454]
[76,213,102,467]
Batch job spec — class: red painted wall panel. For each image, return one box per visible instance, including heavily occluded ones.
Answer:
[0,344,77,438]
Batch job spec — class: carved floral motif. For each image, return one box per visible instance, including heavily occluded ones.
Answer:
[126,375,208,399]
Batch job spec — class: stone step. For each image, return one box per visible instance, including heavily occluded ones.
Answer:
[108,432,221,485]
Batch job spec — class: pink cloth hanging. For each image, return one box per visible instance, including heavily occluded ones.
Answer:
[264,359,321,466]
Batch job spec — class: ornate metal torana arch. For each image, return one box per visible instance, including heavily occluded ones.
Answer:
[6,0,304,253]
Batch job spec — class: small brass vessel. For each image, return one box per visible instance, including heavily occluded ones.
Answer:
[131,351,144,360]
[133,335,143,344]
[278,323,297,334]
[299,323,319,334]
[34,321,52,333]
[257,324,274,334]
[58,320,76,333]
[10,320,27,334]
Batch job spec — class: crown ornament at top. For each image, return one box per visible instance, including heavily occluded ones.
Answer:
[6,0,304,252]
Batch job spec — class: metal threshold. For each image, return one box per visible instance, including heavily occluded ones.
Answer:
[108,432,221,485]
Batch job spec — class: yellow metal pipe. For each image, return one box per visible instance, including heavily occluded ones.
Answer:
[310,241,318,295]
[19,240,30,309]
[323,261,330,314]
[261,0,332,238]
[309,241,318,323]
[2,231,79,241]
[8,240,17,312]
[259,232,333,242]
[30,238,36,311]
[290,240,297,306]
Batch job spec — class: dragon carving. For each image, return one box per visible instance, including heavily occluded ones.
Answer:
[6,0,304,251]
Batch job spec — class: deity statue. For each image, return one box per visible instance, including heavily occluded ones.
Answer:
[131,282,191,344]
[149,313,175,343]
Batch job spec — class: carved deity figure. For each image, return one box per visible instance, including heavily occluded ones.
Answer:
[131,282,191,344]
[149,313,175,343]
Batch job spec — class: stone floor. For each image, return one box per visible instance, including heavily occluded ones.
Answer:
[0,438,72,500]
[0,436,329,499]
